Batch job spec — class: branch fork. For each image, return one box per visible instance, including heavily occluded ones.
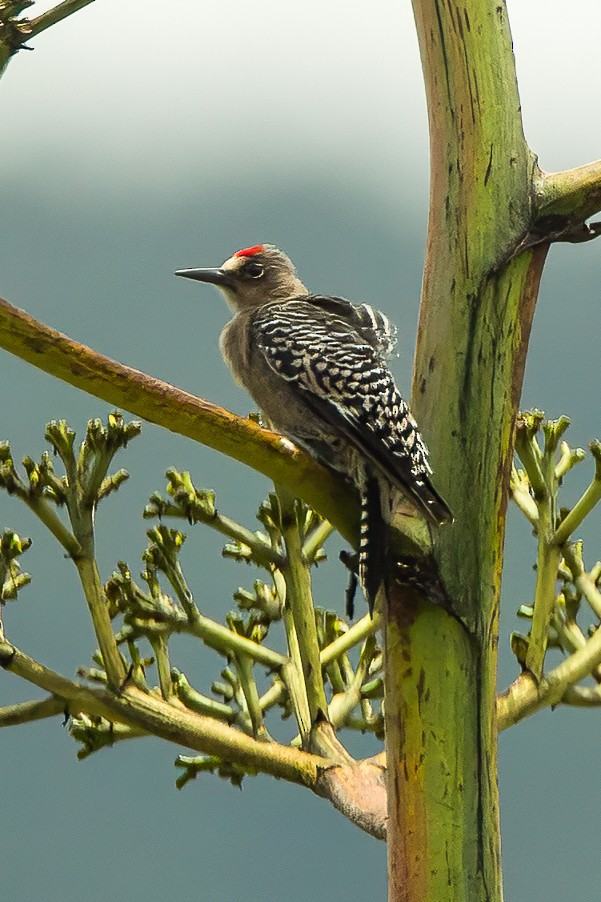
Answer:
[501,412,601,728]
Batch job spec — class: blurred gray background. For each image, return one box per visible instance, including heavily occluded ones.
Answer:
[1,1,600,899]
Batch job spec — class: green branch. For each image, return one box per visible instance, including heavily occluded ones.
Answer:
[513,412,547,499]
[172,670,236,724]
[276,486,328,731]
[71,715,145,759]
[561,686,601,707]
[511,421,601,683]
[145,470,284,569]
[328,636,377,729]
[538,159,601,223]
[553,441,601,545]
[74,556,127,690]
[0,695,64,726]
[149,634,173,700]
[321,613,379,666]
[234,652,268,739]
[509,465,538,525]
[25,0,95,38]
[0,444,81,556]
[137,527,288,671]
[562,543,601,620]
[513,416,569,681]
[0,0,94,81]
[498,613,601,730]
[128,597,287,671]
[302,519,334,563]
[526,518,561,681]
[0,638,327,786]
[0,296,355,543]
[0,637,386,837]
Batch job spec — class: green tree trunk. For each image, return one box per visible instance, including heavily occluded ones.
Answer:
[384,2,547,899]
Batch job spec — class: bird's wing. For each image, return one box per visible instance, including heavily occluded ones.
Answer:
[307,296,397,358]
[252,299,451,523]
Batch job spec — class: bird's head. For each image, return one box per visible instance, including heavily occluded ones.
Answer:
[175,244,308,310]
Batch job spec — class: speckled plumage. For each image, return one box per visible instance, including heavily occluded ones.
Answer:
[251,296,430,483]
[176,245,452,614]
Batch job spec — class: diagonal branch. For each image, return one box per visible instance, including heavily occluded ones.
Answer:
[0,695,65,726]
[0,0,95,72]
[21,0,95,40]
[497,615,601,731]
[0,295,356,542]
[0,637,387,837]
[0,637,326,785]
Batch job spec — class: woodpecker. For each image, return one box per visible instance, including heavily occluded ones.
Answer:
[175,244,451,615]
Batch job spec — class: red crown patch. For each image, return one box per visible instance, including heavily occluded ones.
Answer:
[234,245,264,258]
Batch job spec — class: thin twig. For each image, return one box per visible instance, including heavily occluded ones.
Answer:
[561,685,601,707]
[172,670,236,723]
[524,421,565,680]
[0,695,64,727]
[24,0,95,39]
[23,495,81,557]
[73,555,127,691]
[302,519,334,562]
[132,603,288,671]
[154,501,283,568]
[553,452,601,545]
[277,486,328,728]
[234,652,268,739]
[321,613,379,666]
[149,635,173,700]
[563,543,601,620]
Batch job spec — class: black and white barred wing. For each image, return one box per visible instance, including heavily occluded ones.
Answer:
[306,296,398,358]
[252,298,452,524]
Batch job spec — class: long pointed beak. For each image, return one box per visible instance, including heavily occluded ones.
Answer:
[174,267,233,287]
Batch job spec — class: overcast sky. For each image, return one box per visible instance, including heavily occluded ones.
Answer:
[2,1,600,195]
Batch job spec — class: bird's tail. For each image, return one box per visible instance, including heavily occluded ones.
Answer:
[358,471,388,616]
[410,477,453,525]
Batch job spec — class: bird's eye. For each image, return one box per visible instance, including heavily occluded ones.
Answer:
[244,261,264,279]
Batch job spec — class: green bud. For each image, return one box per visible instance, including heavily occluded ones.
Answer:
[97,468,130,501]
[45,419,76,458]
[212,680,234,701]
[222,541,253,563]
